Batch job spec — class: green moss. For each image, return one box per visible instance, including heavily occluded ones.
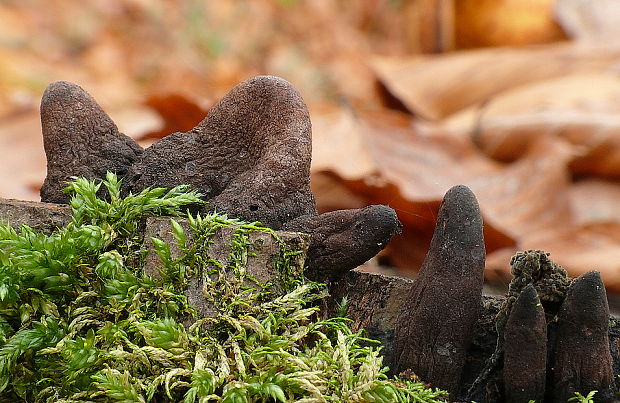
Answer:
[0,173,446,402]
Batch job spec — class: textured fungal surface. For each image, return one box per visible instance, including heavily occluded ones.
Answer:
[503,284,546,403]
[551,270,616,402]
[467,250,620,402]
[468,250,572,400]
[40,81,143,203]
[508,250,571,304]
[125,76,316,229]
[38,76,401,280]
[392,185,485,394]
[283,205,401,280]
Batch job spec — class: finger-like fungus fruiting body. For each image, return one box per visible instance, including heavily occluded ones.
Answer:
[468,250,572,400]
[551,270,616,403]
[40,81,143,203]
[283,205,402,281]
[124,76,317,229]
[503,284,546,403]
[38,77,401,280]
[393,185,485,394]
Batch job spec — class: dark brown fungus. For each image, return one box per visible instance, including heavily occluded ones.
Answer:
[503,284,546,403]
[283,205,402,281]
[40,81,143,203]
[38,76,401,280]
[508,250,571,307]
[550,270,616,403]
[393,185,485,394]
[125,75,317,229]
[468,250,571,400]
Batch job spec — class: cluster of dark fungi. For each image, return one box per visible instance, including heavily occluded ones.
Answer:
[392,186,616,402]
[40,76,401,282]
[39,76,617,402]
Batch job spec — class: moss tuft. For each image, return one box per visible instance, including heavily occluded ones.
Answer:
[0,173,446,402]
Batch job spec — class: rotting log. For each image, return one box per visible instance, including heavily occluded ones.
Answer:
[325,269,620,401]
[324,269,497,399]
[0,200,310,319]
[0,198,70,233]
[2,197,620,401]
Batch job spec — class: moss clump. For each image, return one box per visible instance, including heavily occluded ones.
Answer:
[0,173,446,402]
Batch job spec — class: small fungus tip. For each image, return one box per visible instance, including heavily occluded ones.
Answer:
[41,81,93,111]
[519,283,538,301]
[442,185,479,210]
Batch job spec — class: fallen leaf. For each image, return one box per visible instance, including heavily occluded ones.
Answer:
[469,136,576,243]
[371,44,620,120]
[489,223,620,292]
[108,106,164,147]
[569,178,620,225]
[314,108,500,197]
[312,108,586,280]
[469,74,620,178]
[0,112,46,201]
[310,172,366,214]
[485,160,620,290]
[140,93,210,142]
[400,0,455,53]
[312,108,516,270]
[555,0,620,44]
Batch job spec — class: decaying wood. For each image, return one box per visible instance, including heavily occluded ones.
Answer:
[0,198,70,233]
[2,196,620,401]
[142,216,309,318]
[327,268,620,401]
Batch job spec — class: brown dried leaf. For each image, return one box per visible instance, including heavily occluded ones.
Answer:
[570,179,620,226]
[312,108,516,270]
[489,223,620,292]
[371,44,620,120]
[0,113,46,201]
[310,172,366,214]
[313,107,502,201]
[469,137,576,242]
[312,108,587,280]
[140,94,210,142]
[400,0,455,53]
[487,177,620,290]
[555,0,620,44]
[471,74,620,178]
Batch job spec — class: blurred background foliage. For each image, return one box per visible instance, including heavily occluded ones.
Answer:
[3,0,620,296]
